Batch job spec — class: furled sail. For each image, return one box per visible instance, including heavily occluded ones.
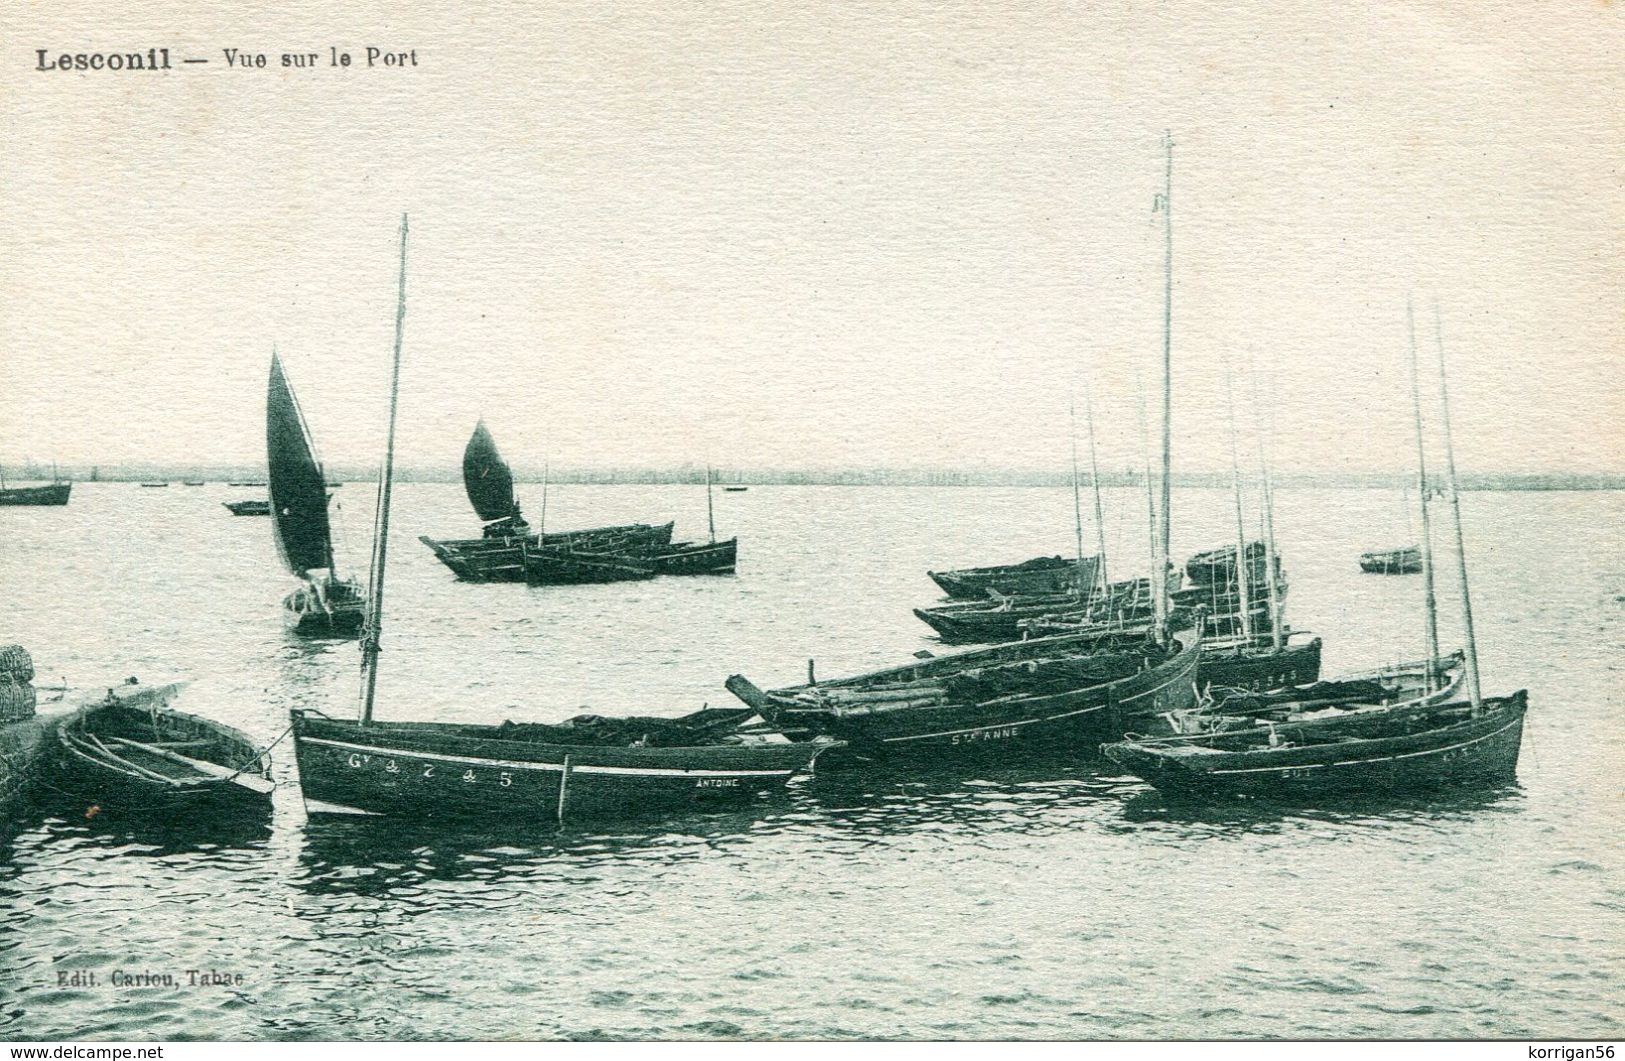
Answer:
[463,420,519,524]
[267,353,335,575]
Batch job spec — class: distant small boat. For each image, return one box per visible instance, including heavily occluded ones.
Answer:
[228,480,267,487]
[223,500,271,516]
[139,481,169,488]
[52,682,275,818]
[723,486,748,492]
[1360,546,1422,574]
[183,480,207,487]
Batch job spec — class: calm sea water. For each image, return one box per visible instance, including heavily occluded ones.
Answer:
[1,482,1621,1040]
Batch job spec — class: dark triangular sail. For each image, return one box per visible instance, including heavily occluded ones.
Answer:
[463,420,519,524]
[267,353,334,575]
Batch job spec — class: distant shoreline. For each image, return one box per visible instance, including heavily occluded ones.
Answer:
[9,466,1624,492]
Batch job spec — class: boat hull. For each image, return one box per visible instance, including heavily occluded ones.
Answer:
[750,630,1203,768]
[51,687,273,819]
[1360,550,1422,575]
[649,537,737,575]
[524,549,656,585]
[421,522,675,583]
[290,710,833,822]
[927,556,1090,600]
[0,483,71,506]
[282,578,366,638]
[1103,691,1526,801]
[1200,637,1323,692]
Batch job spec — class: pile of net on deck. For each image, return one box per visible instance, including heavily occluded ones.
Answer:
[0,645,36,723]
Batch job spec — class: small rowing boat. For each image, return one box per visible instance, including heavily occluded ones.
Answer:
[53,683,274,817]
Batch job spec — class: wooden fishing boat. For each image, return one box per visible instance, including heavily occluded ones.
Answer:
[291,707,837,821]
[293,217,837,825]
[422,423,677,581]
[0,482,71,506]
[223,499,271,516]
[1184,541,1268,586]
[1360,546,1422,574]
[725,623,1203,768]
[927,555,1093,601]
[268,352,365,638]
[1101,690,1525,800]
[52,682,274,817]
[422,522,675,583]
[648,536,738,575]
[914,588,1090,644]
[0,464,72,506]
[1177,651,1464,732]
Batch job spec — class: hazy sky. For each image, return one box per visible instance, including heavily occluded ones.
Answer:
[1,1,1619,476]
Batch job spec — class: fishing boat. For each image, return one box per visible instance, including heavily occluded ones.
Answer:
[1100,691,1526,801]
[1184,541,1268,587]
[139,481,169,488]
[183,480,206,487]
[420,522,674,583]
[648,537,738,575]
[291,706,835,821]
[725,623,1203,767]
[1185,652,1465,728]
[268,352,365,637]
[1360,546,1422,574]
[927,555,1084,600]
[223,500,271,516]
[291,216,839,824]
[51,681,274,817]
[723,485,748,492]
[914,584,1095,644]
[420,421,676,582]
[229,480,267,487]
[0,469,71,507]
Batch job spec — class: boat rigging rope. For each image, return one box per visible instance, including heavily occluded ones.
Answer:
[221,721,295,783]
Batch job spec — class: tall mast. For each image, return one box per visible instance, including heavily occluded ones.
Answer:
[1135,376,1158,620]
[1084,381,1109,595]
[705,464,716,545]
[1406,298,1441,690]
[359,214,410,727]
[1247,362,1284,650]
[538,459,550,537]
[1224,370,1254,644]
[1068,399,1088,598]
[1432,303,1482,714]
[1153,130,1174,642]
